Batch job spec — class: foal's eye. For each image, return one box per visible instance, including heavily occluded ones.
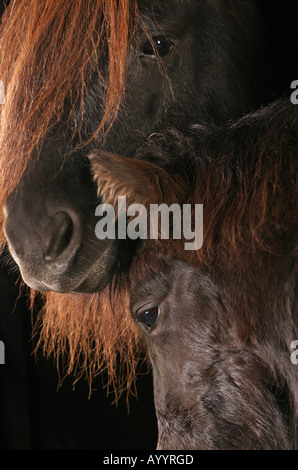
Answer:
[141,36,173,58]
[137,306,160,332]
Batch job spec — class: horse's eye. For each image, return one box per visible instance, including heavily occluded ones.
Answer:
[137,306,160,332]
[141,36,173,58]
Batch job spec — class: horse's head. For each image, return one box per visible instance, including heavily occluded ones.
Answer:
[1,0,264,294]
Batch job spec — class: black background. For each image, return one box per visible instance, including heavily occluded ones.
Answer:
[0,1,297,450]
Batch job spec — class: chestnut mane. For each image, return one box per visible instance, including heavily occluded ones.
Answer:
[0,0,144,397]
[0,0,137,246]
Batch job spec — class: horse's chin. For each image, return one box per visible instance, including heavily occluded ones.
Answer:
[71,240,119,294]
[15,239,119,295]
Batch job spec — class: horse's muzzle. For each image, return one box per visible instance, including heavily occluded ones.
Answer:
[3,196,117,293]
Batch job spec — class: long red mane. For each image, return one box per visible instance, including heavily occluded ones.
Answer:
[0,0,137,245]
[0,0,143,397]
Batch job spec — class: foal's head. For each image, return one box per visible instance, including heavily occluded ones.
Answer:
[89,105,298,448]
[130,257,295,450]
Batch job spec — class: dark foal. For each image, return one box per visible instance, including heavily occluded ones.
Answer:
[90,99,298,449]
[130,257,296,449]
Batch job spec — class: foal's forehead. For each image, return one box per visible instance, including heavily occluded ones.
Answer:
[130,259,197,302]
[130,257,219,313]
[130,260,175,305]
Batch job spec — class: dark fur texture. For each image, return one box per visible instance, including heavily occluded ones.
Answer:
[91,99,298,449]
[0,0,266,391]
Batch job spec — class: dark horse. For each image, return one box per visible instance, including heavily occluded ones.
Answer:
[0,1,265,390]
[90,99,298,449]
[2,0,262,293]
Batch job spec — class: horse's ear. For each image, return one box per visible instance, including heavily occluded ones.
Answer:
[88,150,187,207]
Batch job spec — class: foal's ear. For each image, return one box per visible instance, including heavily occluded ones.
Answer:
[88,150,187,207]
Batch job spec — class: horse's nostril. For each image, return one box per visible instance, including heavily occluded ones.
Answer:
[44,211,74,261]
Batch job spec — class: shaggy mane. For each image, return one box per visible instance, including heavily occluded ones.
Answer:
[0,0,137,247]
[0,0,145,396]
[31,282,144,400]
